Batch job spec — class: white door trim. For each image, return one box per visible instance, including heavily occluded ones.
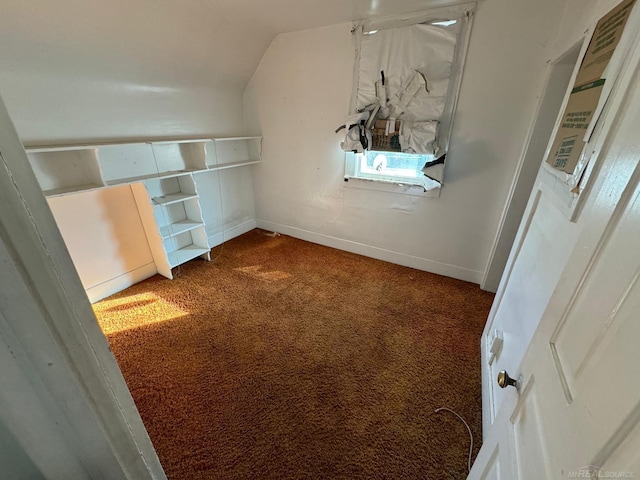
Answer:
[0,95,166,478]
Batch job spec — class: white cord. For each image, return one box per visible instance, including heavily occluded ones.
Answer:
[433,407,474,473]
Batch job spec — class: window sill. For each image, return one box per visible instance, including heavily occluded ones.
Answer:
[343,176,441,197]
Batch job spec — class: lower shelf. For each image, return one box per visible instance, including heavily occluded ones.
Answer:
[159,220,204,239]
[152,193,198,206]
[167,245,210,268]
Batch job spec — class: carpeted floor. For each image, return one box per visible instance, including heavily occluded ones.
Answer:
[93,229,494,480]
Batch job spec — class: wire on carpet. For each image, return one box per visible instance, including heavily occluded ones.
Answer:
[432,407,474,473]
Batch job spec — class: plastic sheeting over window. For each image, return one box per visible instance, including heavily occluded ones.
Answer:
[341,5,474,192]
[357,23,457,156]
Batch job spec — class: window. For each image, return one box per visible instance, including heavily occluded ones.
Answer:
[342,4,475,192]
[355,150,433,183]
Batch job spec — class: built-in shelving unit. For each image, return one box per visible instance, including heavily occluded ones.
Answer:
[25,136,261,278]
[25,136,262,198]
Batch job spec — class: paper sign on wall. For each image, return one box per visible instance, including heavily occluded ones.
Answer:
[547,0,636,174]
[548,79,604,172]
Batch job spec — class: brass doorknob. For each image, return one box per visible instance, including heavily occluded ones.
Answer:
[497,370,518,389]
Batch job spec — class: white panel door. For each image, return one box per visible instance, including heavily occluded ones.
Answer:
[471,16,640,479]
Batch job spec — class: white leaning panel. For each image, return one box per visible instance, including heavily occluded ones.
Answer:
[130,182,173,279]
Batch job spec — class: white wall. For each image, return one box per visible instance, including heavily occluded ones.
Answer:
[0,1,245,145]
[243,0,568,284]
[0,0,456,146]
[195,169,257,247]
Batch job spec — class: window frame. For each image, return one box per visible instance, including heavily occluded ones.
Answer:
[344,3,476,194]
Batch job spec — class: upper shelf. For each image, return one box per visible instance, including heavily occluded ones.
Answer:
[204,137,262,170]
[25,136,262,198]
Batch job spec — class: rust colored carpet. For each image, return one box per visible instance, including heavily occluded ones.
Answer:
[93,230,494,479]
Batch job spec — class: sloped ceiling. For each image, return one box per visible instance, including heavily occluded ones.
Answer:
[0,0,470,142]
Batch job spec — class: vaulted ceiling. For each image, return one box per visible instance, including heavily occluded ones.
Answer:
[0,0,472,142]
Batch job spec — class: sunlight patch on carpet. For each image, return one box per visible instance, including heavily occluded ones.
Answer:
[93,292,189,335]
[235,265,291,281]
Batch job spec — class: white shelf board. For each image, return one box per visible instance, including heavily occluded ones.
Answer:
[152,193,198,206]
[25,140,209,153]
[167,245,210,268]
[26,145,99,153]
[159,221,204,239]
[207,159,261,171]
[103,168,206,186]
[214,136,262,142]
[25,137,262,152]
[43,183,105,198]
[149,138,211,145]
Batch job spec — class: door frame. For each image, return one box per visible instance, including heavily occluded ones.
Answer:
[0,96,166,478]
[480,40,584,293]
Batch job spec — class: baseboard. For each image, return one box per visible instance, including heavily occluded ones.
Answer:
[85,262,157,304]
[208,218,257,248]
[83,218,479,303]
[256,220,483,284]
